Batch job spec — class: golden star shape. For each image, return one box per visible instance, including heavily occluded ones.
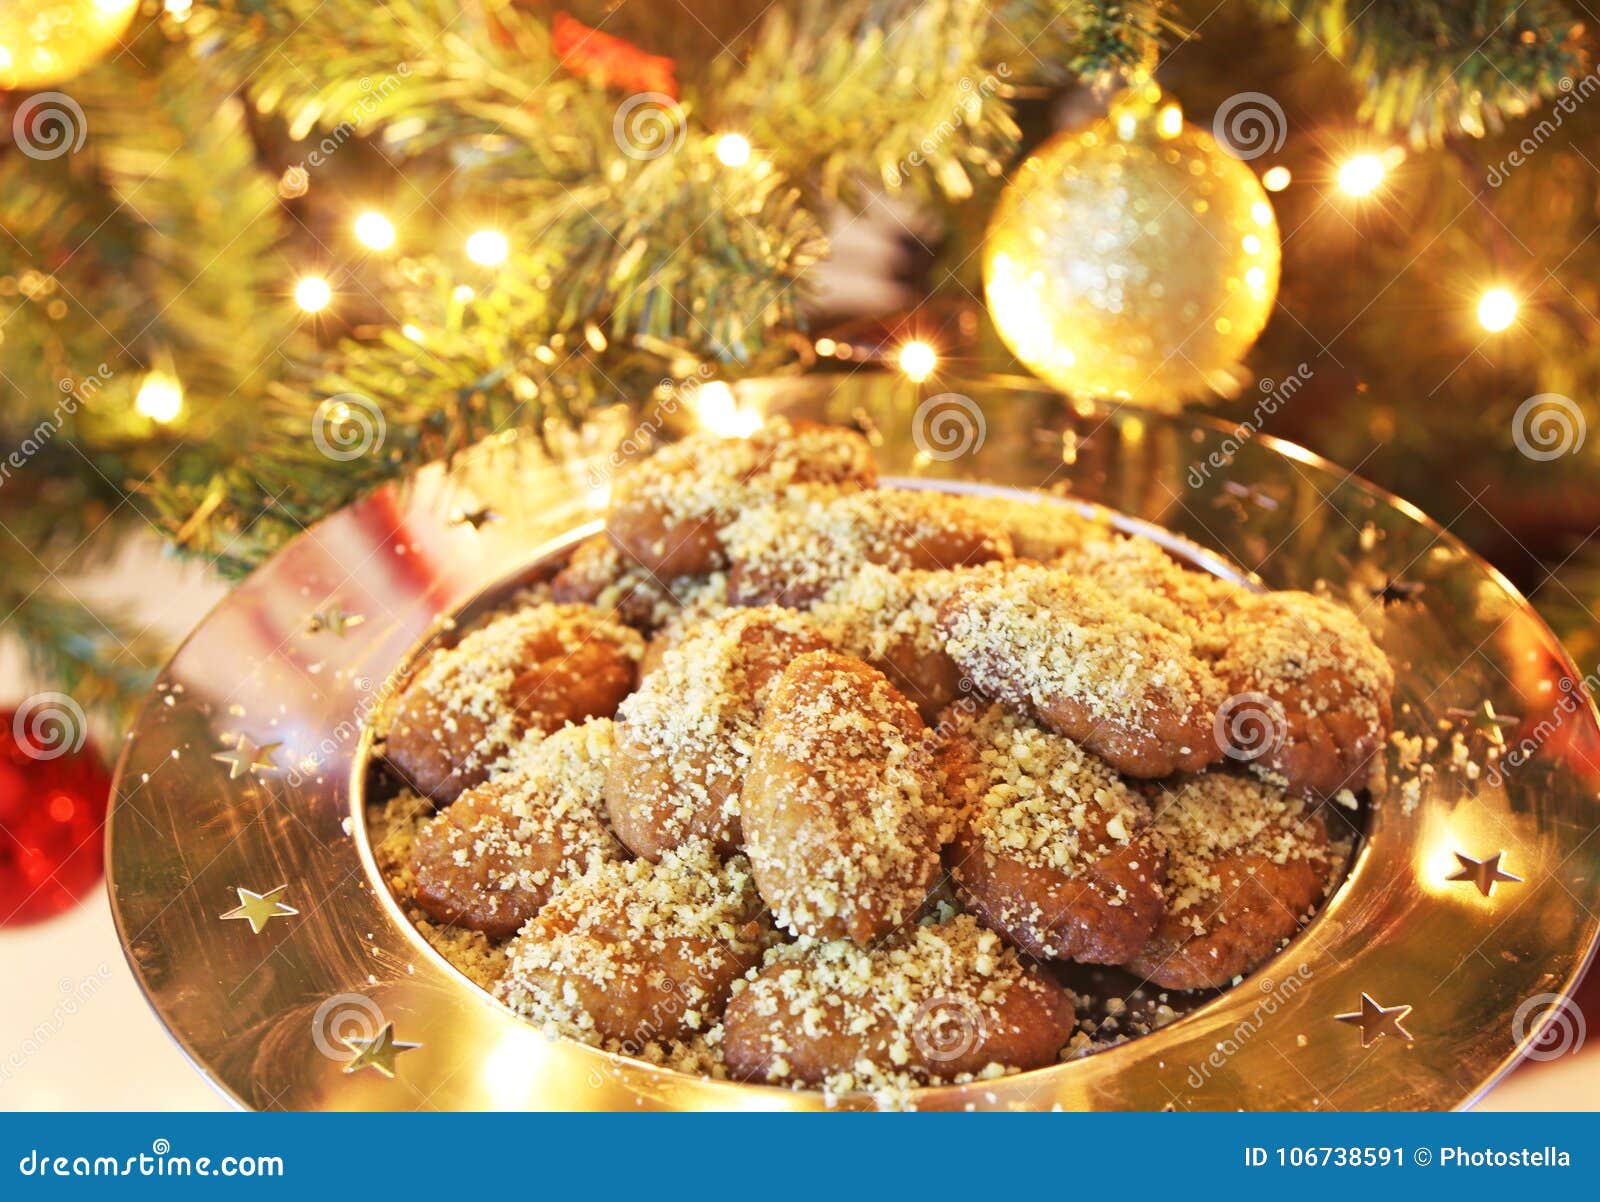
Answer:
[212,733,281,780]
[1334,993,1414,1048]
[219,885,299,934]
[307,605,364,636]
[342,1023,420,1078]
[1447,851,1523,897]
[1447,699,1518,748]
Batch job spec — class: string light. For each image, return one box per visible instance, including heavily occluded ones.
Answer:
[715,134,752,167]
[135,371,182,423]
[353,211,396,251]
[465,230,509,267]
[1337,153,1386,197]
[294,275,332,313]
[1262,165,1291,192]
[1477,287,1519,333]
[694,381,762,437]
[897,340,938,383]
[1156,102,1183,139]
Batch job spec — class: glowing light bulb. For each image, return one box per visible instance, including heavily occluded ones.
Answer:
[294,275,332,313]
[897,340,938,383]
[1337,154,1385,197]
[715,134,752,167]
[1262,165,1291,192]
[694,382,762,438]
[135,372,183,423]
[1477,288,1518,333]
[353,211,396,251]
[1156,103,1183,139]
[465,230,509,267]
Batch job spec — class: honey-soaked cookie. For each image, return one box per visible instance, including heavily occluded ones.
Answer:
[724,488,1014,608]
[743,651,949,943]
[723,915,1076,1089]
[938,563,1223,777]
[1125,773,1334,989]
[1211,591,1393,796]
[550,533,723,633]
[940,703,1165,964]
[810,564,974,722]
[496,842,770,1047]
[410,719,623,939]
[946,493,1109,562]
[606,417,877,577]
[383,603,645,802]
[605,607,832,859]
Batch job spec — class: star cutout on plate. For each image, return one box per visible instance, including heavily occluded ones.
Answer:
[1447,700,1518,748]
[219,885,299,934]
[1447,851,1523,897]
[212,733,281,780]
[1334,993,1414,1048]
[452,505,498,530]
[342,1023,420,1078]
[1368,576,1425,605]
[307,605,364,636]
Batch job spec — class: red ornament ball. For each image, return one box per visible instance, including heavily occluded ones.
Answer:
[0,703,111,926]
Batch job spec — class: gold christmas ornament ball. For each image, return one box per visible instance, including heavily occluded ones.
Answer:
[984,107,1281,410]
[0,0,139,91]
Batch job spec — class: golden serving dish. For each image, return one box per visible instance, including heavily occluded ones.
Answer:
[107,373,1600,1110]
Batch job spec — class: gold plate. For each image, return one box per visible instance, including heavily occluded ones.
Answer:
[107,373,1600,1110]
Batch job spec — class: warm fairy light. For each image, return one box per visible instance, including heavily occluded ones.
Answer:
[694,381,762,438]
[1337,153,1386,197]
[465,229,509,267]
[353,211,396,251]
[1156,103,1183,139]
[715,133,752,167]
[1478,287,1519,333]
[402,324,425,343]
[814,337,837,356]
[294,275,332,312]
[135,371,183,423]
[452,284,476,303]
[897,340,938,383]
[164,0,194,17]
[1262,165,1291,191]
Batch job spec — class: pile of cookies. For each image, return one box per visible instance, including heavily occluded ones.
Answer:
[374,417,1391,1096]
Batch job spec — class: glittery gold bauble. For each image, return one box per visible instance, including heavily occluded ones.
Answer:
[0,0,138,91]
[984,104,1281,410]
